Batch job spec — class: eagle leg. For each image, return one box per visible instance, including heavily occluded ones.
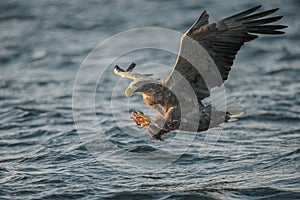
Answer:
[165,106,175,121]
[146,124,169,141]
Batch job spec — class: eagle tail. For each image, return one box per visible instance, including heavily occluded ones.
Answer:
[224,96,244,122]
[210,88,244,122]
[225,111,244,122]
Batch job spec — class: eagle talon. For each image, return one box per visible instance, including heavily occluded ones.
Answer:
[137,110,144,115]
[130,109,151,127]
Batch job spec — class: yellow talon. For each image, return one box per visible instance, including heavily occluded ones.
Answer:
[130,110,151,127]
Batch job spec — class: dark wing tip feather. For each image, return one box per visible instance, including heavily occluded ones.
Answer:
[243,12,287,35]
[198,10,208,23]
[114,65,125,72]
[245,16,283,26]
[237,8,280,22]
[227,6,287,35]
[187,9,209,33]
[249,30,286,35]
[126,62,136,72]
[224,5,262,21]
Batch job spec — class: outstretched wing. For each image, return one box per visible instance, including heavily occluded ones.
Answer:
[164,5,286,100]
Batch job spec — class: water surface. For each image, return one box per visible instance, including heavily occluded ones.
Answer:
[0,0,299,199]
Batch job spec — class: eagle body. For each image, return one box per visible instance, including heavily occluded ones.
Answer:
[114,5,287,140]
[138,83,180,122]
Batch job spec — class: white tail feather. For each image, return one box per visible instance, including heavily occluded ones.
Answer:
[209,87,244,121]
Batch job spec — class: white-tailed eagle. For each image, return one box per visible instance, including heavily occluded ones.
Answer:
[114,5,287,140]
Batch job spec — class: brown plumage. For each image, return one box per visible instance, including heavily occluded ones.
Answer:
[114,5,287,140]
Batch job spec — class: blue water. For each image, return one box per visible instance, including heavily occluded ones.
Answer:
[1,0,300,199]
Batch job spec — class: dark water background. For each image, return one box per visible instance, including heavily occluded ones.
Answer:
[1,0,300,199]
